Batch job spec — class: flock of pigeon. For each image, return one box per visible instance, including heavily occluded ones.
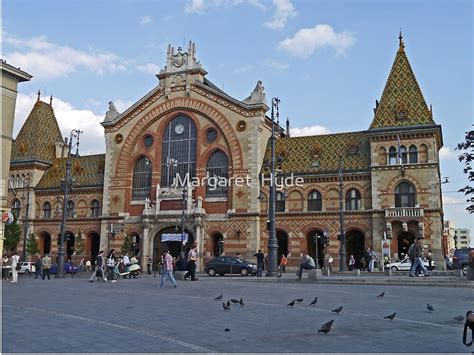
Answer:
[214,290,466,335]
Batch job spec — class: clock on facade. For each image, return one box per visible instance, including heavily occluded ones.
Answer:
[175,123,185,135]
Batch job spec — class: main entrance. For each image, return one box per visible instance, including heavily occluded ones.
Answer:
[397,231,416,260]
[153,227,194,272]
[345,230,365,269]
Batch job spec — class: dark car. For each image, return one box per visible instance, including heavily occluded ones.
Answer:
[205,256,257,277]
[50,262,78,274]
[452,248,473,275]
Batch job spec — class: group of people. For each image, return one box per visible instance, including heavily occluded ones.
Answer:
[408,238,430,277]
[88,249,142,283]
[2,252,19,282]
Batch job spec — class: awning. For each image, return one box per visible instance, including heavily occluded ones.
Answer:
[161,233,188,243]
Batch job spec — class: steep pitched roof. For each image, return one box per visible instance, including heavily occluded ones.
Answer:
[369,35,434,129]
[263,131,370,174]
[36,154,105,190]
[11,100,63,163]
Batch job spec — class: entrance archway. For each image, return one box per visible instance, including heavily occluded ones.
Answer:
[345,230,365,269]
[277,231,288,263]
[398,231,416,260]
[307,230,325,268]
[212,233,224,256]
[88,232,100,265]
[153,227,195,272]
[66,232,75,261]
[40,232,51,254]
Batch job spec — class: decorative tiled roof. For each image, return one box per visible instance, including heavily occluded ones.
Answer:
[263,131,370,174]
[369,35,434,129]
[11,101,63,163]
[36,154,105,190]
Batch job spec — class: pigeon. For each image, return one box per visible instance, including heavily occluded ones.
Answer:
[427,304,434,312]
[224,328,230,332]
[377,291,385,298]
[230,299,240,304]
[239,297,245,306]
[227,300,231,307]
[294,298,304,303]
[384,312,397,320]
[222,303,230,311]
[287,300,296,308]
[317,320,334,334]
[454,315,464,323]
[309,297,318,306]
[332,306,343,314]
[214,294,223,300]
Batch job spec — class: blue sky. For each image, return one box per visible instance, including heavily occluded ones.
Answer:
[2,0,472,231]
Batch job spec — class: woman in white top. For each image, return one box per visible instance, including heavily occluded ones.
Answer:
[11,251,20,283]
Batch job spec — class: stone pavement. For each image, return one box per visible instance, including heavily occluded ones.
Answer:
[2,272,473,354]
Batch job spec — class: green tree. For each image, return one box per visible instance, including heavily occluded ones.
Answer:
[75,231,85,255]
[25,233,39,257]
[121,234,132,255]
[457,128,474,214]
[4,220,21,252]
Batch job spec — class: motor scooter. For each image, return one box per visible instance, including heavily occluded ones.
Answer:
[111,259,142,280]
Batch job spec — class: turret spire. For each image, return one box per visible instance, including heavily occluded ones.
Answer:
[37,90,41,101]
[398,30,405,51]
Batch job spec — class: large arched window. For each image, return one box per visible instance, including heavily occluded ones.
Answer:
[388,147,397,165]
[409,145,418,164]
[206,150,229,198]
[276,191,285,212]
[11,199,21,219]
[345,189,361,211]
[395,182,416,207]
[307,190,322,211]
[43,202,51,219]
[90,200,101,218]
[66,200,75,218]
[161,115,197,187]
[132,156,152,200]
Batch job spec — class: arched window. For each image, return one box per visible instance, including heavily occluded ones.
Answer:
[43,202,51,219]
[400,146,408,164]
[409,145,418,164]
[132,156,152,200]
[161,115,197,187]
[388,147,397,165]
[66,200,75,218]
[345,189,361,211]
[206,150,229,198]
[11,199,21,219]
[395,182,416,207]
[276,191,285,212]
[90,200,101,218]
[378,147,387,165]
[308,190,322,211]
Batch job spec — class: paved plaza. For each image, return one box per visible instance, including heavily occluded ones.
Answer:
[2,273,472,354]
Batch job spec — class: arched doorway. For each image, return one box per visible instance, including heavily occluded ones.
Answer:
[153,227,194,272]
[277,231,288,264]
[212,233,224,256]
[88,232,100,265]
[307,230,325,268]
[398,231,416,260]
[345,230,365,269]
[40,232,51,254]
[66,232,75,261]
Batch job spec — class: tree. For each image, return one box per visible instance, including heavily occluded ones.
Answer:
[75,231,85,255]
[121,234,132,255]
[457,128,474,214]
[4,220,21,252]
[25,233,39,257]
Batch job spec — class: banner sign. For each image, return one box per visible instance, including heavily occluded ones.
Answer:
[161,233,188,243]
[2,211,14,225]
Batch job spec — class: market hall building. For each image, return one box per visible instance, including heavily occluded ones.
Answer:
[8,35,444,270]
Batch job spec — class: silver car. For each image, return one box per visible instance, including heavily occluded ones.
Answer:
[390,257,434,272]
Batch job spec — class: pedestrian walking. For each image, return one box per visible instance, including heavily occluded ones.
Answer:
[89,250,107,282]
[147,255,152,274]
[364,248,372,272]
[2,254,10,280]
[184,244,198,281]
[328,255,334,272]
[279,254,288,274]
[35,256,42,279]
[159,250,177,288]
[408,238,429,277]
[253,250,265,277]
[426,249,433,271]
[106,249,116,280]
[297,252,315,280]
[369,249,378,271]
[348,255,355,271]
[11,251,20,283]
[41,254,51,280]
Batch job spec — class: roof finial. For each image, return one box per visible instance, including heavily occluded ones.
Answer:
[37,90,41,101]
[50,95,53,106]
[398,29,405,50]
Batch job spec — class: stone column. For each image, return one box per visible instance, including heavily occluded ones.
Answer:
[141,221,151,270]
[195,219,203,272]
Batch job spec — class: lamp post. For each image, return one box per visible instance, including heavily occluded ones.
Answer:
[313,232,320,270]
[57,129,82,278]
[21,177,30,260]
[338,157,347,271]
[266,97,280,277]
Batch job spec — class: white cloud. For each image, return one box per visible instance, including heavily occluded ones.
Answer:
[279,24,355,58]
[140,15,152,25]
[234,65,254,73]
[185,0,265,14]
[439,147,458,160]
[265,0,297,30]
[4,32,127,79]
[137,63,160,75]
[267,60,289,71]
[290,125,332,137]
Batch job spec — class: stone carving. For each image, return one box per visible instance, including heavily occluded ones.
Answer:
[243,80,267,105]
[105,101,120,122]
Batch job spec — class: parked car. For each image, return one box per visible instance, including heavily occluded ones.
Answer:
[50,262,78,274]
[18,262,36,275]
[390,257,434,272]
[452,248,473,276]
[205,256,257,276]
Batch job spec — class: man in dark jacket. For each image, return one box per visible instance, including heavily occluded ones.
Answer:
[34,256,42,279]
[89,250,107,282]
[254,250,265,277]
[409,239,429,277]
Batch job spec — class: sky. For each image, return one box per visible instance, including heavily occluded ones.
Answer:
[2,0,473,233]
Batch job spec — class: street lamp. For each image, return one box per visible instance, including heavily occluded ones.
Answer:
[338,156,347,271]
[21,177,31,260]
[57,129,82,278]
[266,97,280,277]
[313,232,320,270]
